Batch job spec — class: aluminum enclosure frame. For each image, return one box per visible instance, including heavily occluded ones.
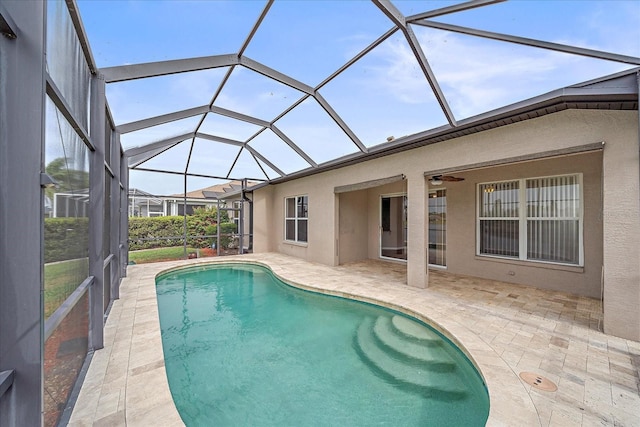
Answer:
[1,0,639,424]
[0,2,47,425]
[114,0,639,186]
[1,1,129,424]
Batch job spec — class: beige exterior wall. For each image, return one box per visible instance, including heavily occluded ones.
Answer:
[338,190,369,264]
[252,109,640,340]
[601,112,640,340]
[433,152,602,297]
[252,185,273,253]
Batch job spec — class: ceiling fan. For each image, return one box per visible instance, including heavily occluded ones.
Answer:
[429,175,465,185]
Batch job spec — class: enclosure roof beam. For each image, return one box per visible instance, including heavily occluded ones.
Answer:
[225,148,243,179]
[406,0,505,21]
[238,0,273,57]
[413,20,640,66]
[209,105,271,128]
[244,145,285,177]
[316,26,398,91]
[128,144,181,168]
[314,92,367,153]
[65,0,98,73]
[240,56,315,95]
[119,104,271,136]
[127,141,185,168]
[133,167,265,182]
[271,125,317,168]
[404,25,457,127]
[124,133,194,158]
[270,94,311,124]
[371,0,457,127]
[371,0,405,28]
[117,105,209,134]
[195,132,244,147]
[101,54,239,83]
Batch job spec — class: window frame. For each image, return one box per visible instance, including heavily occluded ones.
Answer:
[284,195,308,244]
[476,173,584,267]
[232,200,241,228]
[428,188,447,268]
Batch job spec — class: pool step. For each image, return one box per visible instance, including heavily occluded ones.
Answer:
[390,315,443,344]
[354,317,467,400]
[372,317,455,371]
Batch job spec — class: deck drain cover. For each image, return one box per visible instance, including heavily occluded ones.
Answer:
[519,372,557,392]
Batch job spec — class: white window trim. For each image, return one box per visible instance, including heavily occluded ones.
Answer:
[476,173,584,267]
[284,195,308,244]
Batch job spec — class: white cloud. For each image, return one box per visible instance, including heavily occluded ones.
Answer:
[363,26,636,120]
[366,39,434,105]
[580,1,640,56]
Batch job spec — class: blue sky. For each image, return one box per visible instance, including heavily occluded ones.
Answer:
[71,0,640,195]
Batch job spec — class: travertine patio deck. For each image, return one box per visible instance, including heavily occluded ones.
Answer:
[69,253,640,426]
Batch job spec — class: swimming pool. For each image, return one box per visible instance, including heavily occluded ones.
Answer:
[156,263,489,426]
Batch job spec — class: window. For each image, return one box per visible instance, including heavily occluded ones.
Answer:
[285,195,308,243]
[232,201,242,228]
[478,174,582,265]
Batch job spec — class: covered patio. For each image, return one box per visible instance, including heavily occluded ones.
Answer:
[69,254,638,426]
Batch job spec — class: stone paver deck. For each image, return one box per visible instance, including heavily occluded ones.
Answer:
[69,253,640,426]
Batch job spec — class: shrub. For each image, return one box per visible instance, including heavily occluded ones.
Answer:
[192,206,229,223]
[205,222,238,249]
[128,216,185,250]
[128,214,237,251]
[44,217,89,263]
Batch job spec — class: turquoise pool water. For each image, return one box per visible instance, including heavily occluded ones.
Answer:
[156,263,489,426]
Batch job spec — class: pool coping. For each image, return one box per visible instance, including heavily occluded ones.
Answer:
[69,254,540,426]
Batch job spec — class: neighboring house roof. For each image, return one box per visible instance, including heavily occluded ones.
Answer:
[128,188,163,205]
[169,180,261,199]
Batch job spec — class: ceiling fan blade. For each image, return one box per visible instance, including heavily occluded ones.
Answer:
[441,175,465,182]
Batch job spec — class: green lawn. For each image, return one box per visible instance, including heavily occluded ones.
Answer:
[128,246,198,264]
[44,258,89,319]
[43,247,205,320]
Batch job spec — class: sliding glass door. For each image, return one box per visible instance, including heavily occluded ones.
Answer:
[428,189,447,267]
[380,194,407,261]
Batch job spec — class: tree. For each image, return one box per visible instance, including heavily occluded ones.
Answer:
[45,157,89,192]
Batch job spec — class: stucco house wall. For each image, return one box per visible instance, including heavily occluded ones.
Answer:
[432,152,602,298]
[252,109,640,340]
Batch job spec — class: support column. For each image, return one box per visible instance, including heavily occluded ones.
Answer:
[88,74,106,350]
[120,153,129,279]
[406,172,428,288]
[111,131,121,300]
[0,1,46,425]
[602,112,640,341]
